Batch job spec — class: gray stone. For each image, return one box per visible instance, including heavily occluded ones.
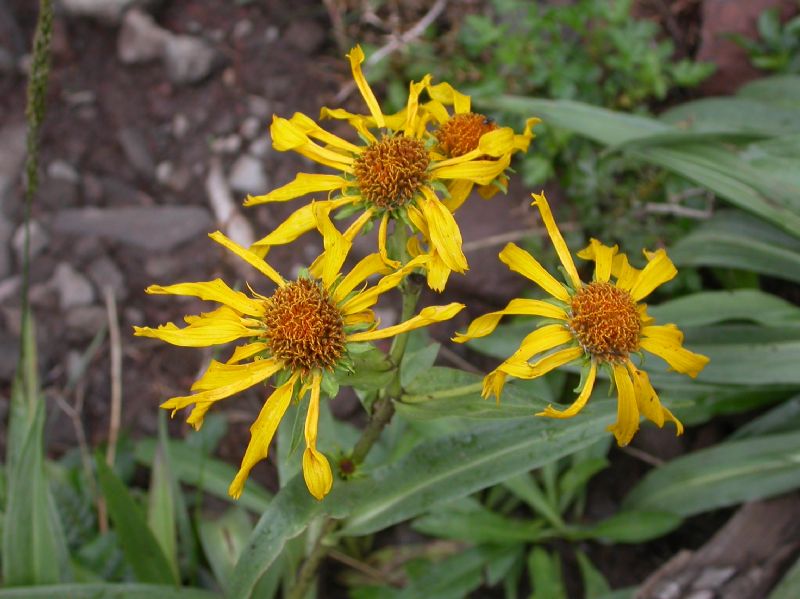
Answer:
[283,19,326,55]
[12,219,49,263]
[164,34,220,85]
[155,161,190,192]
[246,95,272,119]
[47,159,80,183]
[0,275,21,305]
[87,255,127,301]
[59,0,162,25]
[0,219,12,279]
[38,176,79,209]
[228,154,267,194]
[248,137,272,159]
[51,206,213,251]
[117,8,169,64]
[53,262,95,309]
[0,121,27,208]
[239,116,261,140]
[210,134,242,155]
[232,19,253,40]
[65,306,107,341]
[118,128,155,178]
[100,176,149,206]
[172,113,190,139]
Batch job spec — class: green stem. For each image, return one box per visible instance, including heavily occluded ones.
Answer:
[288,237,423,599]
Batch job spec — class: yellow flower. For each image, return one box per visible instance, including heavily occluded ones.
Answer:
[244,45,522,292]
[134,213,464,501]
[422,81,540,211]
[453,192,709,446]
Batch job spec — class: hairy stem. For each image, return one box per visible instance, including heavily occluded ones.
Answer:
[288,257,423,599]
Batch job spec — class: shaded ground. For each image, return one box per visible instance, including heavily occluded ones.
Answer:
[0,0,796,594]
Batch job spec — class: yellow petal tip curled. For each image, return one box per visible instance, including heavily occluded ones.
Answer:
[303,448,334,501]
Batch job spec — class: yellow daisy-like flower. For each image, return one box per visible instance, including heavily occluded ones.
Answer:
[134,212,464,501]
[453,193,709,446]
[422,81,540,211]
[244,45,524,292]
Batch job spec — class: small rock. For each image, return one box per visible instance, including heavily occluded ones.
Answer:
[283,19,326,55]
[117,8,169,64]
[172,113,190,139]
[53,262,95,309]
[0,121,27,205]
[210,134,242,154]
[155,161,190,192]
[12,220,49,263]
[248,137,272,158]
[233,19,253,40]
[60,0,162,25]
[51,206,213,251]
[239,116,262,140]
[47,160,80,183]
[65,306,107,341]
[228,155,267,194]
[163,34,221,85]
[264,26,279,44]
[87,255,127,301]
[145,254,182,278]
[38,175,79,209]
[100,176,151,206]
[29,281,57,308]
[118,128,155,179]
[0,275,21,305]
[124,306,145,326]
[246,95,272,118]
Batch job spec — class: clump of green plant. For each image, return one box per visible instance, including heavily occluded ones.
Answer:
[370,0,713,246]
[733,7,800,74]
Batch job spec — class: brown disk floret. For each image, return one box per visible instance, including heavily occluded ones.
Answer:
[263,279,346,373]
[569,282,641,363]
[353,135,429,210]
[435,112,499,158]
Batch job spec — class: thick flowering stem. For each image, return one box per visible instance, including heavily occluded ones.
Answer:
[288,236,423,599]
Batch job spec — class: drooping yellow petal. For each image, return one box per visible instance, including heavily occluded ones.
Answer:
[629,249,677,302]
[251,202,329,250]
[426,81,471,114]
[347,303,464,342]
[531,193,582,290]
[576,239,618,283]
[312,203,352,288]
[442,179,474,212]
[626,361,683,434]
[341,255,428,314]
[191,357,282,392]
[452,298,567,343]
[538,361,598,419]
[513,117,541,152]
[378,212,400,268]
[244,173,347,206]
[145,279,265,317]
[431,128,516,168]
[347,45,385,129]
[529,346,583,377]
[333,253,393,303]
[228,372,299,499]
[423,251,452,292]
[421,99,450,124]
[641,323,684,347]
[209,231,286,288]
[421,188,468,273]
[161,357,284,430]
[640,337,710,378]
[403,75,431,135]
[288,112,363,154]
[498,242,571,303]
[301,373,333,500]
[432,154,511,186]
[226,342,269,364]
[319,106,378,143]
[270,116,354,172]
[133,316,258,348]
[611,252,640,291]
[609,363,640,446]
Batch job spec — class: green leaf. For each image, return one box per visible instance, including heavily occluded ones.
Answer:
[3,310,70,585]
[573,510,682,543]
[528,547,567,599]
[684,339,800,386]
[396,546,499,599]
[95,458,176,584]
[623,431,800,517]
[668,212,800,283]
[231,398,615,598]
[198,507,253,593]
[411,497,547,544]
[147,414,178,580]
[660,97,800,136]
[0,584,220,598]
[400,342,441,388]
[729,395,800,440]
[575,550,611,598]
[134,439,271,513]
[503,473,565,530]
[738,76,800,109]
[769,555,800,599]
[648,289,800,328]
[558,457,609,511]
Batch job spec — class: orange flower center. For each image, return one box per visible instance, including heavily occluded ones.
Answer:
[569,282,641,363]
[435,112,499,157]
[264,279,346,373]
[353,135,429,210]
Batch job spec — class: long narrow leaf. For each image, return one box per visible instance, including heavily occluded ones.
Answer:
[0,583,220,598]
